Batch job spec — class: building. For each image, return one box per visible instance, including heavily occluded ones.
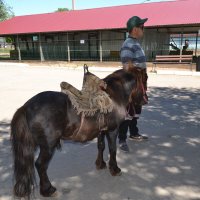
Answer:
[0,0,200,62]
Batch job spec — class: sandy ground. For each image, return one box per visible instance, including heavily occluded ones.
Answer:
[0,63,200,200]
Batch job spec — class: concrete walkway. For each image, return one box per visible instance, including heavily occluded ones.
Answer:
[0,63,200,200]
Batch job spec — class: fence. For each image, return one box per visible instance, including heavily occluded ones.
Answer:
[1,32,200,62]
[3,38,124,62]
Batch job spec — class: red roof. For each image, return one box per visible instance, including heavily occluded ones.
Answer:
[0,0,200,35]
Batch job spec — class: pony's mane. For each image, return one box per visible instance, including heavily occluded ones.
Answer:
[103,69,124,81]
[103,69,135,86]
[102,69,137,106]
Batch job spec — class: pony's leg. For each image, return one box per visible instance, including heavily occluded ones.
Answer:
[95,131,107,169]
[106,130,121,176]
[35,146,57,197]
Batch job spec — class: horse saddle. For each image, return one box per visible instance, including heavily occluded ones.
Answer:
[60,64,114,117]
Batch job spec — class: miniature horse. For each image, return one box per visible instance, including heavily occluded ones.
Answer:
[11,67,146,199]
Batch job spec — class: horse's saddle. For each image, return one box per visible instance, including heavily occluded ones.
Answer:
[60,64,114,117]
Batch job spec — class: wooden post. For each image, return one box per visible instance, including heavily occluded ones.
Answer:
[179,31,183,63]
[39,33,44,61]
[99,31,102,62]
[16,35,21,61]
[67,32,71,62]
[195,32,198,57]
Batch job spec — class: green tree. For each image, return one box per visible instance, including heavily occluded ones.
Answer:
[0,0,14,21]
[55,8,69,12]
[6,37,13,43]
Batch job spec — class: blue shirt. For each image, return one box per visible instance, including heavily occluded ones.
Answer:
[120,36,146,69]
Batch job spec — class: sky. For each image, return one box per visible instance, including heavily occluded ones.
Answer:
[5,0,170,16]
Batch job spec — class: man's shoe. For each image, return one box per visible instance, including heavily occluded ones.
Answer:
[129,134,148,141]
[119,142,129,152]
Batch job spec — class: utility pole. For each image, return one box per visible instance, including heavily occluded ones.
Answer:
[141,0,150,3]
[72,0,75,10]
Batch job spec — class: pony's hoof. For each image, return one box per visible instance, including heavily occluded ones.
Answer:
[50,190,58,197]
[110,167,122,176]
[40,185,57,197]
[115,171,122,176]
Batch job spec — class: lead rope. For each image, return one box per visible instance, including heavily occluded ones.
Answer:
[136,70,148,104]
[140,79,148,104]
[125,103,136,120]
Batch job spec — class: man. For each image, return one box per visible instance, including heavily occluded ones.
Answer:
[183,39,189,51]
[118,16,148,152]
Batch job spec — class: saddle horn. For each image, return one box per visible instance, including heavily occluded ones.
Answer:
[83,64,89,74]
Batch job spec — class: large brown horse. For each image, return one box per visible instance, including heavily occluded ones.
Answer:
[10,67,146,199]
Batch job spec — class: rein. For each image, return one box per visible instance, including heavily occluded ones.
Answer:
[128,67,148,104]
[125,67,148,119]
[138,72,148,104]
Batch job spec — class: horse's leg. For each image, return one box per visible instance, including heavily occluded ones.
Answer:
[95,131,107,169]
[106,130,121,176]
[35,146,57,197]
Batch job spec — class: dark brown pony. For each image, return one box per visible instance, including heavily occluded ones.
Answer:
[10,67,145,199]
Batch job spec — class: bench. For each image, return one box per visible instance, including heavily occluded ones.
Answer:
[110,51,120,58]
[152,55,193,72]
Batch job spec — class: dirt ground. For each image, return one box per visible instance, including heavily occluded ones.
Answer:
[0,62,200,200]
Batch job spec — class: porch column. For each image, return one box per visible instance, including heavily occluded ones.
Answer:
[67,32,71,62]
[99,31,103,62]
[179,31,183,63]
[39,33,44,61]
[195,32,198,57]
[16,35,21,61]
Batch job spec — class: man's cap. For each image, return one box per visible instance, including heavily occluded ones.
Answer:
[127,16,148,32]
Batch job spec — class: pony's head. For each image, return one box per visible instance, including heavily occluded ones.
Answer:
[104,67,147,108]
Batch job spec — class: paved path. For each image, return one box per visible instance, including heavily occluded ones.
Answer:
[0,63,200,200]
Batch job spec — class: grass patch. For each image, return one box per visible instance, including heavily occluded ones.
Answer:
[0,48,12,53]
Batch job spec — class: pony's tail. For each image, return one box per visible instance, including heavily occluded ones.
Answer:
[11,106,35,199]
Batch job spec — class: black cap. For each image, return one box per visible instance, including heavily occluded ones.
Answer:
[127,16,148,32]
